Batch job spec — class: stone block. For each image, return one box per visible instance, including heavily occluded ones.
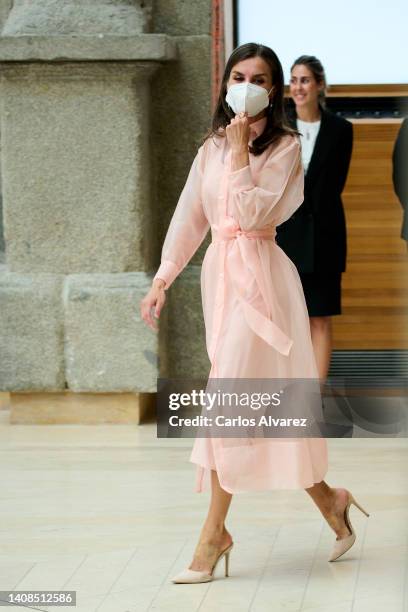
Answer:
[0,201,4,253]
[165,265,210,379]
[153,0,211,36]
[0,62,158,273]
[0,272,65,391]
[0,0,12,32]
[0,34,177,62]
[2,0,153,35]
[64,272,159,392]
[151,35,212,267]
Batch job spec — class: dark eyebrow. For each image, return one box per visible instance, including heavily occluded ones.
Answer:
[231,70,268,77]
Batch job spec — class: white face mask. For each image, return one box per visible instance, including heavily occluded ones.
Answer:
[225,82,273,117]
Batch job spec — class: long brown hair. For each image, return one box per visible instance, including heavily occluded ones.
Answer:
[205,42,298,155]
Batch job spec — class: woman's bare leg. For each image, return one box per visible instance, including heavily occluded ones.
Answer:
[189,469,234,572]
[305,480,351,539]
[307,315,351,538]
[309,316,332,380]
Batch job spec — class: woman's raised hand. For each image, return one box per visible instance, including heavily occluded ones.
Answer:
[140,279,166,331]
[226,111,250,153]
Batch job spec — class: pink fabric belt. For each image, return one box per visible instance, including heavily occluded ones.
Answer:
[211,221,277,242]
[209,216,293,364]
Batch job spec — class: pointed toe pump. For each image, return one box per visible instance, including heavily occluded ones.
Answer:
[171,542,234,584]
[328,491,370,562]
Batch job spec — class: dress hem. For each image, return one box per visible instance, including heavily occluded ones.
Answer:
[190,459,328,495]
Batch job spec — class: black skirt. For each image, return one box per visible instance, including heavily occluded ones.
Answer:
[298,271,342,317]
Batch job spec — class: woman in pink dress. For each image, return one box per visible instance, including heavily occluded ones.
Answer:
[140,43,369,583]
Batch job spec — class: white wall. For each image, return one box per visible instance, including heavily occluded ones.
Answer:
[237,0,408,85]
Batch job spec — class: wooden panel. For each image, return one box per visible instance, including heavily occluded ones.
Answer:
[284,84,408,97]
[8,392,156,424]
[333,120,408,349]
[326,84,408,96]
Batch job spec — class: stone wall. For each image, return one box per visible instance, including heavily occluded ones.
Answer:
[151,0,212,379]
[0,0,213,401]
[0,1,11,257]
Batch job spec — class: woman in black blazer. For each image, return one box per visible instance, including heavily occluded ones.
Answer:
[392,117,408,247]
[276,55,353,380]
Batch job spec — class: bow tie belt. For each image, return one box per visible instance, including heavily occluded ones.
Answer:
[209,217,293,361]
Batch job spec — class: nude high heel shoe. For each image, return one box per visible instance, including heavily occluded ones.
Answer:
[171,542,234,583]
[328,490,370,562]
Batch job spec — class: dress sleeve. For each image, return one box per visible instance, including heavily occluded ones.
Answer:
[228,136,304,231]
[153,144,210,289]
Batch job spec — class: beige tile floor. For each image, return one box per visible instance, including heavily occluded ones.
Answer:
[0,409,407,612]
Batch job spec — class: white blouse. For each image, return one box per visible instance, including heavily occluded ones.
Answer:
[296,118,321,174]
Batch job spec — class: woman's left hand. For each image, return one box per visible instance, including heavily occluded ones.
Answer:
[226,112,250,153]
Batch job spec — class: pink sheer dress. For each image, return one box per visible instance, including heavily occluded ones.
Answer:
[154,116,328,494]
